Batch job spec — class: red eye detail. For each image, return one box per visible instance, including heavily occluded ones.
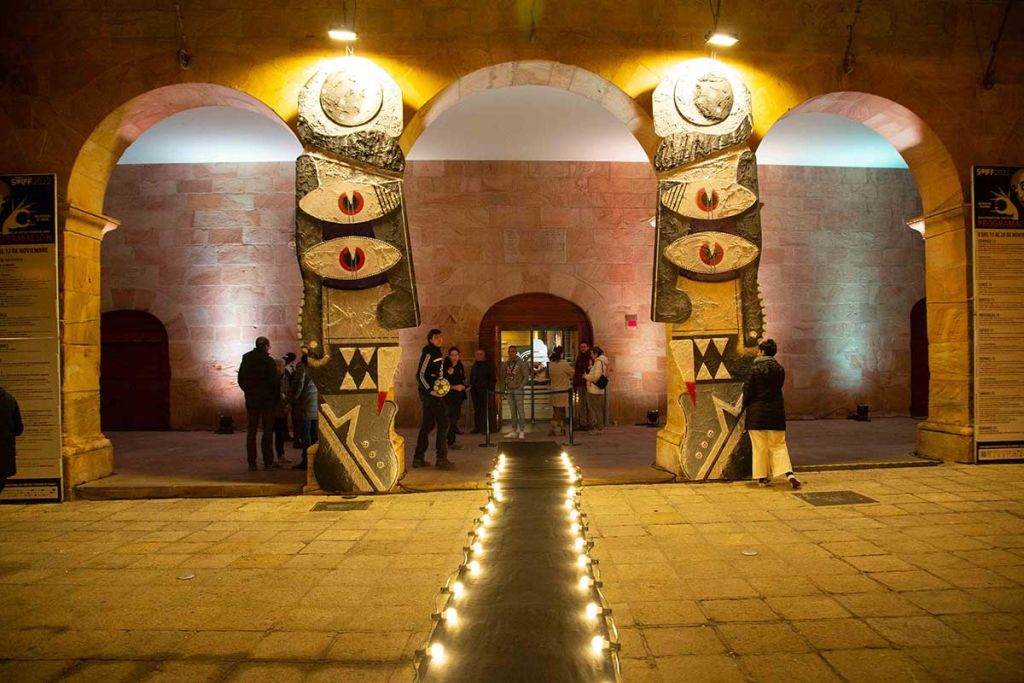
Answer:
[339,246,366,272]
[699,242,724,266]
[338,191,365,216]
[696,188,719,212]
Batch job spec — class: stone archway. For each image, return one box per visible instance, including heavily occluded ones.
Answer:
[400,60,659,161]
[772,92,971,462]
[62,84,293,489]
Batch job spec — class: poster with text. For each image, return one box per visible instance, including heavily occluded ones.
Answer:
[0,173,62,501]
[972,166,1024,462]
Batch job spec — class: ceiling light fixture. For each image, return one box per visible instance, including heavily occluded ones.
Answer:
[704,0,738,50]
[328,0,359,42]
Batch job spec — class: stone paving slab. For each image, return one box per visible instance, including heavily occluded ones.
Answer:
[2,463,1024,681]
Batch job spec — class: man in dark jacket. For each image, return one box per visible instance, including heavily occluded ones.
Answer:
[742,339,801,489]
[0,384,23,493]
[413,329,455,470]
[573,341,593,429]
[469,349,496,434]
[237,336,281,471]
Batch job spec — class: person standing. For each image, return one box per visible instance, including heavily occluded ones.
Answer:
[290,352,319,471]
[743,339,801,489]
[272,358,292,463]
[413,329,455,470]
[282,351,297,442]
[573,341,593,430]
[0,383,23,494]
[469,349,496,434]
[503,344,527,439]
[443,347,468,450]
[546,345,574,437]
[585,346,609,432]
[237,336,280,471]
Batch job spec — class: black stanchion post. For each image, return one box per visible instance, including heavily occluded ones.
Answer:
[481,389,492,447]
[568,387,575,446]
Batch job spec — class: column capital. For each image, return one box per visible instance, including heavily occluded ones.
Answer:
[62,202,120,241]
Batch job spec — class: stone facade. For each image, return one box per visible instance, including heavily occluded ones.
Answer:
[101,161,923,432]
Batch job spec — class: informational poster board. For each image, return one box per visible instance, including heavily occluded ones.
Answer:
[0,173,62,501]
[971,165,1024,462]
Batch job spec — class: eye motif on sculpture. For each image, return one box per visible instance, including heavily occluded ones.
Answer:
[299,180,402,224]
[660,149,756,219]
[301,236,402,281]
[664,231,759,276]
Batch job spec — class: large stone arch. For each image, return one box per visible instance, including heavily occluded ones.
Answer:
[766,92,972,462]
[400,60,660,161]
[62,83,295,490]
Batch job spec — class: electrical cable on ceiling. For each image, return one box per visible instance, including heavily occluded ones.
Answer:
[841,0,864,75]
[174,2,192,70]
[982,0,1016,90]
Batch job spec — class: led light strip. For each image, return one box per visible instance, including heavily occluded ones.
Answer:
[413,450,622,680]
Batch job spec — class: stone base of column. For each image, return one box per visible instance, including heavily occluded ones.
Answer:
[62,436,114,497]
[917,420,973,464]
[655,427,684,478]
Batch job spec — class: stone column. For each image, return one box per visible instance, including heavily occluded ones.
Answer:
[61,204,119,491]
[917,205,974,462]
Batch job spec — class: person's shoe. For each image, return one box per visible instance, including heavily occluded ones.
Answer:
[503,431,517,438]
[757,478,771,487]
[435,458,456,470]
[448,443,463,450]
[517,432,525,439]
[787,474,802,490]
[412,458,428,468]
[248,463,258,472]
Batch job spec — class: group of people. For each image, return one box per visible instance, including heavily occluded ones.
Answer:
[411,330,613,469]
[239,331,801,490]
[237,337,318,472]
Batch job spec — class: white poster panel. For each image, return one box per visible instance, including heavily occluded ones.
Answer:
[0,173,62,501]
[971,165,1024,462]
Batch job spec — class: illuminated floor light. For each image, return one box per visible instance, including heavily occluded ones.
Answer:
[567,486,576,497]
[577,553,590,567]
[569,509,579,520]
[468,560,481,575]
[444,607,458,624]
[591,635,606,655]
[452,581,465,598]
[579,575,592,590]
[570,522,580,534]
[481,513,492,525]
[472,541,483,555]
[486,501,496,513]
[429,641,446,663]
[585,602,600,620]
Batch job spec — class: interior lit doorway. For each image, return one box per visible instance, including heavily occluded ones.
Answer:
[499,326,579,423]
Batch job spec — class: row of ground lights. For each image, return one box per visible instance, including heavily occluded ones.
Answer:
[412,451,623,680]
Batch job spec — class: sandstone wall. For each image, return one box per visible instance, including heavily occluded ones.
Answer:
[101,161,923,429]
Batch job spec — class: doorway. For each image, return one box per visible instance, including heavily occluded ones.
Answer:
[479,293,593,428]
[100,310,170,431]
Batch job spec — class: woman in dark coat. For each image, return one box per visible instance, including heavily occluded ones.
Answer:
[0,384,23,493]
[443,347,468,449]
[742,339,801,489]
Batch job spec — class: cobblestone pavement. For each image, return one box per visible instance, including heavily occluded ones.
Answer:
[0,464,1023,682]
[584,464,1024,683]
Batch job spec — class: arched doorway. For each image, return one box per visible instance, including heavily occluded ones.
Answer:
[479,293,593,427]
[100,310,170,431]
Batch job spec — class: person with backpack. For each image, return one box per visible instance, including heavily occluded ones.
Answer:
[584,346,609,432]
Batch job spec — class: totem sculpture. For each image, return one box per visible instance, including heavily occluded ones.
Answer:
[295,58,419,493]
[651,60,765,480]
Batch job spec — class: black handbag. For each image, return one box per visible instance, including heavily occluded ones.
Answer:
[595,374,609,390]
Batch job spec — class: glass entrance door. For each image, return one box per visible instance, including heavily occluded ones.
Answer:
[498,326,579,425]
